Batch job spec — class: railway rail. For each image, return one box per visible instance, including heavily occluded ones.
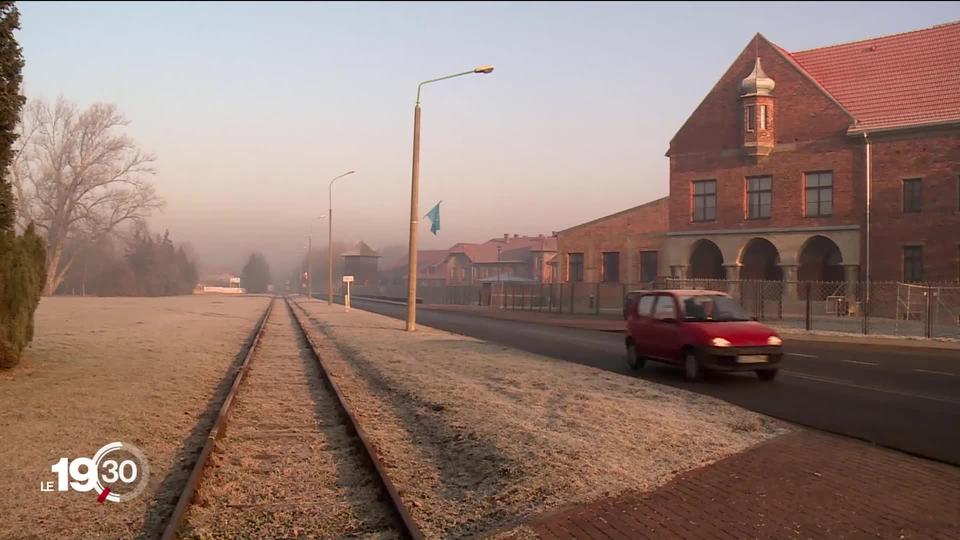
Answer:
[158,296,423,539]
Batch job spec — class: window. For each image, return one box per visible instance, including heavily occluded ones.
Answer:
[640,251,658,283]
[746,176,772,219]
[745,105,755,132]
[903,246,923,283]
[602,252,620,282]
[903,178,922,213]
[568,253,584,282]
[805,171,833,217]
[692,180,717,222]
[637,295,655,317]
[759,105,767,130]
[652,295,677,321]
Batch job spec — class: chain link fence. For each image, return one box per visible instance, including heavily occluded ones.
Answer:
[376,279,960,340]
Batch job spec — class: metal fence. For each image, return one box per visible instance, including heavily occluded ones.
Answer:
[657,279,960,340]
[384,279,960,340]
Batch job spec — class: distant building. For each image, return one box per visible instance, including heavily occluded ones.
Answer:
[342,241,380,290]
[194,276,245,294]
[665,22,960,285]
[555,197,669,284]
[445,234,558,285]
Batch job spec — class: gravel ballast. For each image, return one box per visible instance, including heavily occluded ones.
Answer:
[0,295,270,539]
[181,301,398,539]
[295,299,789,538]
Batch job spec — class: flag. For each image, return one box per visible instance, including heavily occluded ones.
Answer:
[425,201,441,235]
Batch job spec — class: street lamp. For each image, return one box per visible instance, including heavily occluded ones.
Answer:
[406,65,494,331]
[497,245,503,309]
[328,170,355,305]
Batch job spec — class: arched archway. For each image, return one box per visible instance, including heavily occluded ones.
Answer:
[798,235,844,282]
[689,239,725,279]
[739,238,782,281]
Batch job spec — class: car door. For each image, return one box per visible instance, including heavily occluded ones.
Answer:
[649,294,682,363]
[629,294,657,357]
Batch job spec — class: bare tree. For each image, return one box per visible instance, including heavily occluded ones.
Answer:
[11,97,163,294]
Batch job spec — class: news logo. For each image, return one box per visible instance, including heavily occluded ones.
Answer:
[42,442,150,503]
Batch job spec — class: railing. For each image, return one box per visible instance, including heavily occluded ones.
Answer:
[375,279,960,340]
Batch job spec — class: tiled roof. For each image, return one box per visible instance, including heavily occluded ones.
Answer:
[383,249,447,273]
[342,241,380,258]
[788,21,960,132]
[447,236,556,264]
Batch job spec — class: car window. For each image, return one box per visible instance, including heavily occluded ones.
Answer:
[636,295,655,316]
[679,294,751,322]
[652,295,677,320]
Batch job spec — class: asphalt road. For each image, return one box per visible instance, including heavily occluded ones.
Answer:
[352,298,960,466]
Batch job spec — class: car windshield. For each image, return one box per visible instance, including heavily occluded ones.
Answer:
[679,294,751,322]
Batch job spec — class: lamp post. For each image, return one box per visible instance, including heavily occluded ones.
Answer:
[328,171,355,305]
[497,245,503,309]
[406,65,494,331]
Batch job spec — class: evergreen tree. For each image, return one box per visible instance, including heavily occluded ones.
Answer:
[0,1,44,368]
[241,252,271,294]
[0,1,24,232]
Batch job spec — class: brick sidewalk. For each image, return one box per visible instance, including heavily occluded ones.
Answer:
[529,430,960,539]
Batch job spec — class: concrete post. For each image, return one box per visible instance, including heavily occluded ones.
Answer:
[723,264,741,299]
[670,265,688,280]
[781,264,799,303]
[844,264,860,311]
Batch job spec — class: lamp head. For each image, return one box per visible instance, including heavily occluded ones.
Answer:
[474,65,494,74]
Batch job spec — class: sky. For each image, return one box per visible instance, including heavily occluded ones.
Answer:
[17,1,960,275]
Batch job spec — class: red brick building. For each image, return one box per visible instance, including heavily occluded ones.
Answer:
[445,234,557,285]
[555,197,669,284]
[341,241,380,291]
[665,22,960,288]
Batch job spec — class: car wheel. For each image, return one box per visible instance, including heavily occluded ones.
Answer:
[684,350,703,381]
[626,341,645,371]
[756,369,779,381]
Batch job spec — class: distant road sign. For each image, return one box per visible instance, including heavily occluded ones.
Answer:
[342,276,354,283]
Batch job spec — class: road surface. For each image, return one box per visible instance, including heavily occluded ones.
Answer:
[350,299,960,465]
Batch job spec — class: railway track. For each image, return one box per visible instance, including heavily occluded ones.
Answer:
[159,296,423,539]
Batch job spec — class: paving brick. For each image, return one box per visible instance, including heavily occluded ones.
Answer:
[529,430,960,539]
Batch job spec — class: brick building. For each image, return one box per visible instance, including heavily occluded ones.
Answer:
[445,234,558,285]
[665,22,960,289]
[380,249,449,292]
[341,241,380,290]
[555,197,669,284]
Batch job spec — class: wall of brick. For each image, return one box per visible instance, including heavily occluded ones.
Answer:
[556,197,669,282]
[669,36,852,158]
[868,128,960,282]
[667,33,959,284]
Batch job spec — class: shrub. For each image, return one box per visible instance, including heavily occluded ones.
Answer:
[0,223,46,368]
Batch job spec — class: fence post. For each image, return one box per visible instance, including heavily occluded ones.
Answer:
[925,287,933,339]
[862,281,869,335]
[805,282,812,331]
[559,283,564,313]
[595,283,601,315]
[571,282,576,314]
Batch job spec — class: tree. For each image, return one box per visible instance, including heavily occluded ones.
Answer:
[11,96,162,294]
[0,1,45,368]
[241,252,271,294]
[0,1,23,231]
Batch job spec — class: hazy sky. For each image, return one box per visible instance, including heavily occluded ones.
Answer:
[17,1,960,274]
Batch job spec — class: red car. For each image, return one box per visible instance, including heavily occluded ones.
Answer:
[624,290,783,381]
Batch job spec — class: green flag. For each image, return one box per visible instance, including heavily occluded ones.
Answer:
[425,201,441,235]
